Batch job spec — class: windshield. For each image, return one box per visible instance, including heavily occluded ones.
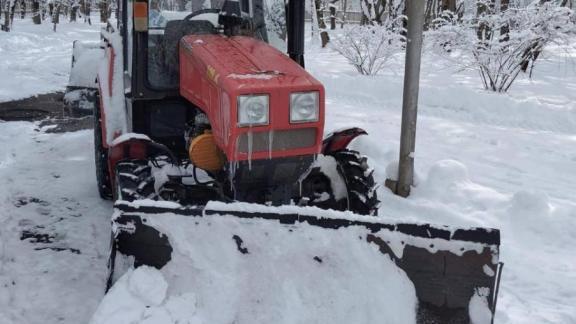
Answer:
[146,0,287,89]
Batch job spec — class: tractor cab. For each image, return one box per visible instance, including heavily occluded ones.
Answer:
[145,0,281,89]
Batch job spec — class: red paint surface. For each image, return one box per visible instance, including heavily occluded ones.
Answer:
[179,35,325,162]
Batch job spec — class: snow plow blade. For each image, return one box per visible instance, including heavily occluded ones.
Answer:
[111,200,502,324]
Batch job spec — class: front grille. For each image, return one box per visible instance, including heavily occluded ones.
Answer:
[237,128,317,153]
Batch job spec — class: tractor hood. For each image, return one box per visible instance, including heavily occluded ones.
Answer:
[179,35,322,92]
[179,35,325,162]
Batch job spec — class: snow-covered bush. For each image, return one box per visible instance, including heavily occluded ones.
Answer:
[264,0,286,41]
[429,1,574,92]
[331,21,405,75]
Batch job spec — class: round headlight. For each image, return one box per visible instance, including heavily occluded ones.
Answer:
[290,92,319,123]
[238,95,269,127]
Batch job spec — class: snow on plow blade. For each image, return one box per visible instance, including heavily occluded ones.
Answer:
[111,200,501,324]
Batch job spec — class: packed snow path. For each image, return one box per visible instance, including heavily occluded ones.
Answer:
[0,123,110,323]
[0,17,575,324]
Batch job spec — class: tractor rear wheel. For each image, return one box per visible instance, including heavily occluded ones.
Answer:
[94,93,112,200]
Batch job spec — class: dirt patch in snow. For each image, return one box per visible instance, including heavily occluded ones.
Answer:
[0,92,93,133]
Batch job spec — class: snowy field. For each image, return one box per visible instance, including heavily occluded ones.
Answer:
[1,16,575,324]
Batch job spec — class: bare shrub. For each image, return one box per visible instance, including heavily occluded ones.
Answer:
[331,21,405,75]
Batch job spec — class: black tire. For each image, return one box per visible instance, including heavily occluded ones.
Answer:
[114,160,157,201]
[300,167,346,211]
[301,150,379,216]
[94,92,112,200]
[332,149,379,216]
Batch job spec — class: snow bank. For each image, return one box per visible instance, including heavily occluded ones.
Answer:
[91,267,201,324]
[94,212,418,324]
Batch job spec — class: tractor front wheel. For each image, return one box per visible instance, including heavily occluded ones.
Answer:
[114,160,157,201]
[301,149,379,216]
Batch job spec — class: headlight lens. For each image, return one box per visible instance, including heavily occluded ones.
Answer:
[290,92,319,123]
[238,95,269,127]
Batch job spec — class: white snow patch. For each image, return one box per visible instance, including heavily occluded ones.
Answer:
[228,72,279,80]
[127,266,168,306]
[483,264,495,277]
[311,154,348,200]
[68,41,103,88]
[110,132,151,146]
[468,287,492,324]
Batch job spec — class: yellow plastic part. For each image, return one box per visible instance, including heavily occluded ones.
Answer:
[188,131,225,172]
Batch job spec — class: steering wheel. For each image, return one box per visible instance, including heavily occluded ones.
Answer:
[182,9,220,21]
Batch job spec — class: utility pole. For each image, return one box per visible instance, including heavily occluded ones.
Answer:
[385,0,425,197]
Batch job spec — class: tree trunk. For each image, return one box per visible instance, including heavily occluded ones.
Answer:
[71,4,78,22]
[340,0,347,28]
[329,0,336,30]
[100,0,108,23]
[500,0,509,42]
[84,1,91,24]
[442,0,456,11]
[314,0,330,47]
[19,0,25,19]
[476,0,492,43]
[52,2,61,31]
[32,0,41,24]
[361,0,371,25]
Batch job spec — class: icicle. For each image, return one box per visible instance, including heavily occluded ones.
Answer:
[268,130,274,160]
[247,127,253,171]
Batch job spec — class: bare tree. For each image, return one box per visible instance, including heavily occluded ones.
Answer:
[329,0,337,29]
[1,0,15,31]
[100,0,109,23]
[312,0,330,47]
[32,0,41,24]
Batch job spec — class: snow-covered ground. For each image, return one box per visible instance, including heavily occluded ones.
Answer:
[0,17,575,324]
[0,16,103,102]
[307,40,576,323]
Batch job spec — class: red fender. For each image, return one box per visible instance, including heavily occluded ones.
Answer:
[107,135,152,185]
[322,127,368,155]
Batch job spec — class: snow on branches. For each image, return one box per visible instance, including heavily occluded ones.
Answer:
[429,1,575,92]
[331,19,405,75]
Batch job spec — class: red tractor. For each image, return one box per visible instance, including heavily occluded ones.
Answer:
[68,0,502,322]
[92,0,378,216]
